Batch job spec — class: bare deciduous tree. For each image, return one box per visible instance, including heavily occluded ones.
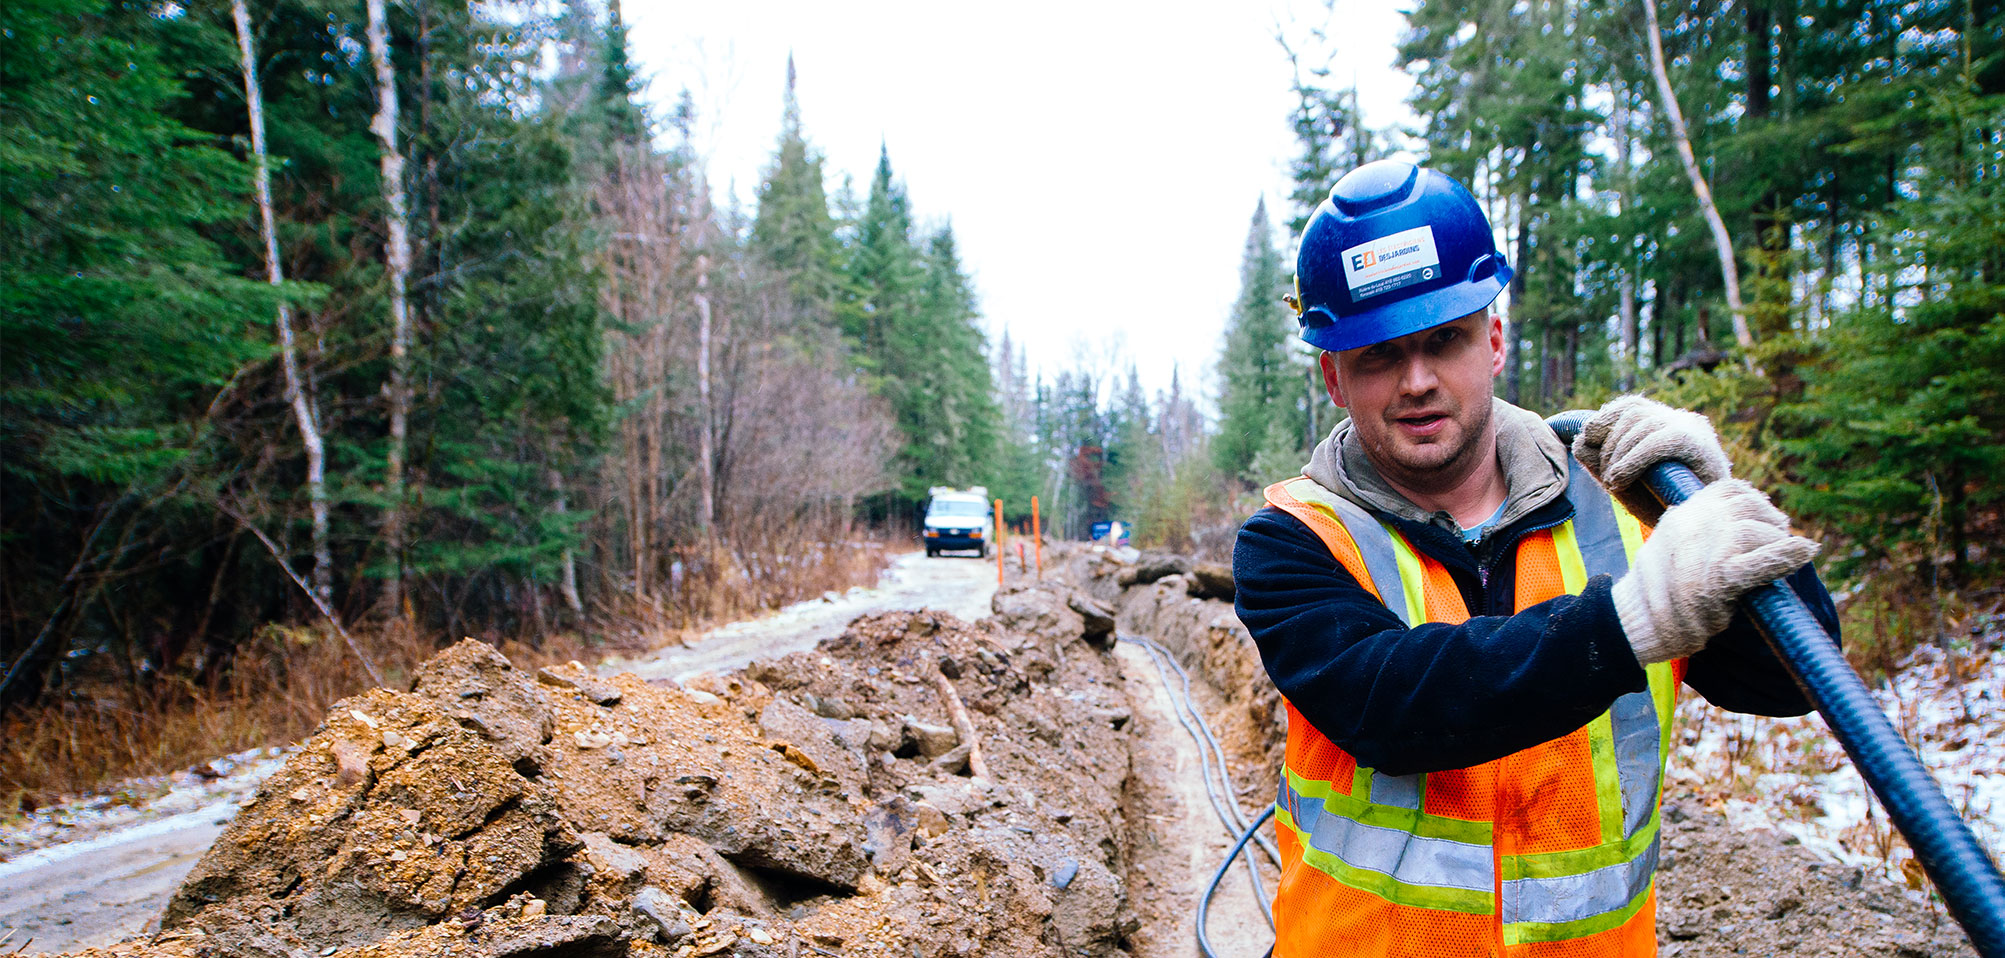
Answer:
[1643,0,1753,350]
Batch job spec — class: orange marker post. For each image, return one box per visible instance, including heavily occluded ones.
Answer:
[1030,495,1043,579]
[994,498,1004,586]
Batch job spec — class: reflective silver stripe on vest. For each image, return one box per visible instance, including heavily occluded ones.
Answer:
[1567,461,1663,841]
[1566,458,1631,580]
[1610,689,1662,838]
[1501,839,1658,925]
[1368,771,1423,810]
[1289,783,1495,893]
[1316,491,1413,627]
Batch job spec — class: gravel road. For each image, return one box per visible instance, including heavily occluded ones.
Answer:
[604,548,998,684]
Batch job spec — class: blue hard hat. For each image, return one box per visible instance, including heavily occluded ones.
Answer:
[1293,160,1512,352]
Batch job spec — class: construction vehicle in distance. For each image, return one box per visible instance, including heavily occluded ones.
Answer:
[922,486,992,558]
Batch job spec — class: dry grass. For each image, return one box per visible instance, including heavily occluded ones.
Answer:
[1,536,894,811]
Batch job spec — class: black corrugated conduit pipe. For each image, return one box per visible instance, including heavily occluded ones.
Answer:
[1548,409,2005,957]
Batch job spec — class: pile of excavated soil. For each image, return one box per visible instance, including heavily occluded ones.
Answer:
[61,603,1141,958]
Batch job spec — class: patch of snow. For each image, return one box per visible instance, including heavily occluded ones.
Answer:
[0,745,291,863]
[1670,623,2005,896]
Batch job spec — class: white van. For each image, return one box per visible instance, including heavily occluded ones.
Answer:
[923,486,993,558]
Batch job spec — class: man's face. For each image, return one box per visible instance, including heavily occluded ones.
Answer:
[1321,310,1506,493]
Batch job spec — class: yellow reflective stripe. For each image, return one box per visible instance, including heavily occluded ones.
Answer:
[1502,876,1653,945]
[1286,767,1491,844]
[1586,711,1625,844]
[1612,498,1646,560]
[1649,661,1677,756]
[1551,520,1589,595]
[1501,811,1659,880]
[1387,530,1428,623]
[1352,765,1374,801]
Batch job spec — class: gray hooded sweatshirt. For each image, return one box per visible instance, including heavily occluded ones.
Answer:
[1301,397,1572,553]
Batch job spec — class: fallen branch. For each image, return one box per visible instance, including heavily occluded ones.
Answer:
[933,668,992,781]
[217,498,384,687]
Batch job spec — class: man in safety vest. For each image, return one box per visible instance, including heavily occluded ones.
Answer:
[1233,159,1841,956]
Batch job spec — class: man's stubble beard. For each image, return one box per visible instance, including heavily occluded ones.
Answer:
[1360,395,1495,497]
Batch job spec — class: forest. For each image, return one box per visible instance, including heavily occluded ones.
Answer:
[2,0,2001,800]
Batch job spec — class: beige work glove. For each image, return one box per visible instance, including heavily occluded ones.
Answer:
[1573,395,1735,524]
[1612,479,1819,665]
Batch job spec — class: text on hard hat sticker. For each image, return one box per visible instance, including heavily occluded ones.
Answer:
[1340,225,1442,301]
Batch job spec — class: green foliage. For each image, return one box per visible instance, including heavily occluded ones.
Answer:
[841,149,998,504]
[751,60,842,321]
[0,0,269,485]
[1774,171,2005,582]
[1214,199,1308,484]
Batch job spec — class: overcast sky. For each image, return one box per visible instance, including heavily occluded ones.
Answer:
[619,0,1418,410]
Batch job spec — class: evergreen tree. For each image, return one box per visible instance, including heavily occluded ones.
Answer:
[1287,85,1384,234]
[1213,198,1305,483]
[750,56,842,324]
[845,146,1004,502]
[986,330,1043,520]
[1,0,272,702]
[917,226,1001,486]
[844,145,923,367]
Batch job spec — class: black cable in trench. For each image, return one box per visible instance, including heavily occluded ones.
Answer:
[1118,632,1279,956]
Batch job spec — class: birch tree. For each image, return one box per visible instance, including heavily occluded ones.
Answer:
[365,0,415,617]
[232,0,331,608]
[1643,0,1754,350]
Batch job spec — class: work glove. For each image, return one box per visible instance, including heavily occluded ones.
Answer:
[1612,478,1819,665]
[1572,395,1735,524]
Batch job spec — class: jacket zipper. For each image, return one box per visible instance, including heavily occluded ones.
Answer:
[1469,512,1570,615]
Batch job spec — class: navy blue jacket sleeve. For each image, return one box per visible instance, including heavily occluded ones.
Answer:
[1681,562,1839,715]
[1233,506,1844,776]
[1234,507,1648,775]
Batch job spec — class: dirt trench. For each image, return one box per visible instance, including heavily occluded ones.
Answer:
[43,544,1987,958]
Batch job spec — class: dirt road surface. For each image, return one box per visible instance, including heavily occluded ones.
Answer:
[605,548,999,684]
[0,801,238,953]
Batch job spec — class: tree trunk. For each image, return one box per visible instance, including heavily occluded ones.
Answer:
[1507,179,1531,404]
[695,251,716,537]
[234,0,332,608]
[366,0,414,619]
[1616,87,1638,389]
[550,460,583,616]
[1643,0,1754,350]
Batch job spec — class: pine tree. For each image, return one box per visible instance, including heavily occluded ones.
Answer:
[1213,198,1305,483]
[1,0,270,702]
[750,56,842,325]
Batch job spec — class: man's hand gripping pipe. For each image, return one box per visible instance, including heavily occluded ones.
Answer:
[1548,409,2005,957]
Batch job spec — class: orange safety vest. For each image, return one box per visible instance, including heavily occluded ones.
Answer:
[1261,462,1683,957]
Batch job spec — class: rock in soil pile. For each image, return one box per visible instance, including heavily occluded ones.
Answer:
[66,607,1140,958]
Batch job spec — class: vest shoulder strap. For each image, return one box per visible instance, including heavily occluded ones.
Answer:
[1263,478,1412,626]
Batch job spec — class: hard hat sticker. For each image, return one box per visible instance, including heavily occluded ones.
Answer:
[1340,226,1442,301]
